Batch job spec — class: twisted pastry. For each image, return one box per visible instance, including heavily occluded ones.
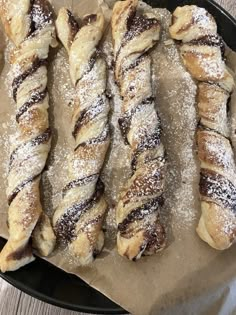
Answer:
[53,9,110,265]
[0,0,56,272]
[112,0,166,260]
[170,5,236,250]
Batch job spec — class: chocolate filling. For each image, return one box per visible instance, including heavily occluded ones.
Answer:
[74,123,109,151]
[8,174,40,205]
[67,9,80,38]
[72,95,105,138]
[28,0,53,37]
[16,89,47,122]
[176,18,194,34]
[7,242,32,261]
[62,173,99,197]
[144,222,166,252]
[136,126,161,153]
[124,15,159,43]
[75,50,100,85]
[118,96,154,143]
[125,5,136,30]
[118,196,163,237]
[55,180,104,243]
[122,54,146,74]
[12,58,47,102]
[115,9,159,61]
[123,168,164,205]
[83,14,97,26]
[115,14,158,61]
[189,35,225,56]
[200,169,236,213]
[9,128,51,170]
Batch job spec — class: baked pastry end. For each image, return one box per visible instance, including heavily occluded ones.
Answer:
[197,202,236,250]
[0,241,35,272]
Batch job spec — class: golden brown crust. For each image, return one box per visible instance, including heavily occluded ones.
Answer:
[180,45,224,82]
[169,5,217,42]
[197,130,234,171]
[198,83,229,137]
[197,202,236,250]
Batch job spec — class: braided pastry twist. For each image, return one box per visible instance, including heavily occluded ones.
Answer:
[170,5,236,250]
[0,0,56,272]
[53,9,110,265]
[112,0,166,260]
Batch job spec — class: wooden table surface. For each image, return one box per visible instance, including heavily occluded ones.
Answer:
[0,1,235,315]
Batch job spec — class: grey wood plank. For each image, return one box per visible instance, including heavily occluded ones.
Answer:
[0,280,21,315]
[17,291,90,315]
[0,1,235,315]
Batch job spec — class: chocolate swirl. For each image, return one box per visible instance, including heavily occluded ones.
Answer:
[72,94,106,138]
[170,5,236,250]
[9,128,51,170]
[200,169,236,213]
[118,96,154,143]
[124,15,160,42]
[53,9,110,264]
[8,174,41,206]
[6,242,32,262]
[62,174,99,197]
[55,180,104,243]
[189,35,225,57]
[74,123,109,150]
[118,197,163,237]
[112,0,166,260]
[0,0,56,272]
[12,58,47,101]
[16,90,47,122]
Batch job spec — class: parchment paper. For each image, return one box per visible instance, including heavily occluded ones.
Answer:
[1,1,236,314]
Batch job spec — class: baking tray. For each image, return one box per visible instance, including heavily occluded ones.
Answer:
[0,0,236,313]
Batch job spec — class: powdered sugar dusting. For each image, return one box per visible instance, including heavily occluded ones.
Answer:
[41,47,74,215]
[151,12,199,232]
[101,37,131,233]
[197,50,224,79]
[42,144,69,214]
[193,7,213,29]
[101,38,131,207]
[205,135,235,170]
[52,49,76,107]
[102,6,200,238]
[31,2,52,27]
[0,1,234,266]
